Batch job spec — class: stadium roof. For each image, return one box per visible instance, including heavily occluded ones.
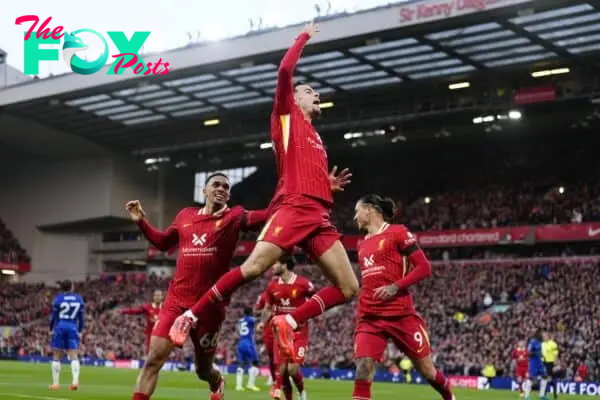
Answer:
[2,0,600,157]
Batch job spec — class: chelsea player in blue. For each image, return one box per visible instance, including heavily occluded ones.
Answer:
[49,280,84,391]
[235,307,260,392]
[527,330,549,400]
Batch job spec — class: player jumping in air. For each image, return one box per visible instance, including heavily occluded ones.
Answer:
[120,289,164,354]
[49,280,84,391]
[513,340,530,398]
[266,255,313,400]
[127,173,269,400]
[235,307,260,392]
[170,22,357,367]
[352,194,455,400]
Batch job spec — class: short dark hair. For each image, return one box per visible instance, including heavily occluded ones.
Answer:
[293,81,307,91]
[359,194,397,222]
[59,280,73,292]
[280,254,296,270]
[205,172,229,185]
[244,307,253,316]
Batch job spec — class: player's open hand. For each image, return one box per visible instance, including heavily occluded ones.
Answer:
[329,166,352,192]
[303,22,319,38]
[125,200,146,222]
[373,283,399,301]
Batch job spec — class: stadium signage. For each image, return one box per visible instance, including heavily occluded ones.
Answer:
[399,0,533,24]
[220,223,600,256]
[15,15,172,76]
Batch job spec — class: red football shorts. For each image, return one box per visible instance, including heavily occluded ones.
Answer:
[354,314,431,361]
[258,194,340,259]
[152,299,225,357]
[516,367,529,380]
[275,331,309,365]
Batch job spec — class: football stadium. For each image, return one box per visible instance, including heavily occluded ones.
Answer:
[1,0,600,399]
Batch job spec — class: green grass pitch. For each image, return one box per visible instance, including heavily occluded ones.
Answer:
[0,361,588,399]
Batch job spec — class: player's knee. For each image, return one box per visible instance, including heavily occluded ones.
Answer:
[241,242,283,278]
[340,276,359,299]
[144,351,167,372]
[287,363,300,376]
[355,358,375,381]
[416,359,437,381]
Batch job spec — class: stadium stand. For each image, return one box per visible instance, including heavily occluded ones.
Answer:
[2,259,599,381]
[0,218,30,263]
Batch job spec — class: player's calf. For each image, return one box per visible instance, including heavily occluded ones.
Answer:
[286,363,304,394]
[412,355,454,400]
[133,337,172,399]
[353,358,375,400]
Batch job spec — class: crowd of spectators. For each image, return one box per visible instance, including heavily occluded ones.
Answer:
[2,259,599,381]
[0,218,29,264]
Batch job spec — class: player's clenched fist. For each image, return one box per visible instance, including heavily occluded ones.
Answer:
[303,22,319,38]
[126,200,146,222]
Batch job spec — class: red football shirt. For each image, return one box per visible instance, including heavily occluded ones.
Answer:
[512,348,529,370]
[357,223,419,317]
[121,303,162,335]
[266,273,314,334]
[270,32,332,205]
[138,206,267,308]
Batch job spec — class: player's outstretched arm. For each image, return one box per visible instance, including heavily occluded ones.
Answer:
[137,218,178,252]
[274,23,318,114]
[243,208,270,230]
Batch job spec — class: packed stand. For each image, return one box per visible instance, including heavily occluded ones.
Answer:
[0,218,29,263]
[233,130,600,237]
[3,259,599,381]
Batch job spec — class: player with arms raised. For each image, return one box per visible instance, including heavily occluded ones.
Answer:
[170,22,358,366]
[120,289,164,353]
[513,340,530,398]
[49,280,84,391]
[266,256,313,400]
[352,194,455,400]
[127,173,268,400]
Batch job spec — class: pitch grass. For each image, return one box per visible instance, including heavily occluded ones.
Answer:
[0,361,588,399]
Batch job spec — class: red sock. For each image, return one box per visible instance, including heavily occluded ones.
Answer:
[353,379,372,400]
[428,370,453,400]
[291,371,304,393]
[132,393,149,400]
[190,268,245,315]
[290,286,347,325]
[282,371,293,400]
[275,368,283,389]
